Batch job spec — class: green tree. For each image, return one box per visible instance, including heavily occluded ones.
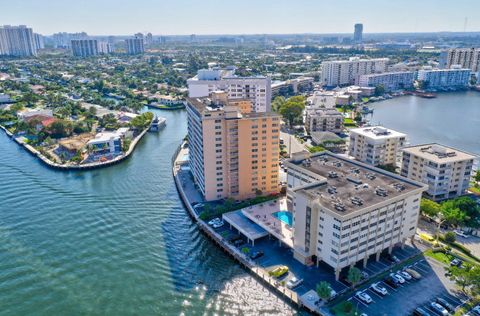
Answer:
[279,96,305,128]
[444,231,456,243]
[271,96,286,112]
[445,263,480,295]
[316,281,332,301]
[441,202,466,227]
[347,266,362,288]
[420,198,441,218]
[374,84,385,96]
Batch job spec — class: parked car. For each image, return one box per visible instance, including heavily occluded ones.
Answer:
[228,235,242,243]
[212,220,224,228]
[384,277,400,288]
[413,307,433,316]
[436,297,454,312]
[355,291,373,304]
[405,268,422,280]
[400,270,412,281]
[454,229,469,238]
[390,273,405,284]
[361,271,369,279]
[208,217,221,226]
[286,277,304,289]
[269,266,289,278]
[450,258,463,267]
[430,302,449,316]
[250,251,264,260]
[371,282,388,296]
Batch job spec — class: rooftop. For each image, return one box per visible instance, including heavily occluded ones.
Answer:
[402,143,476,163]
[288,152,426,216]
[186,96,279,119]
[350,126,406,140]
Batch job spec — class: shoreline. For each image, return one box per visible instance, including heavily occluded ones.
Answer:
[0,123,152,171]
[171,142,317,315]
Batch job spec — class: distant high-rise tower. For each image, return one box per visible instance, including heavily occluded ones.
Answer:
[354,23,363,43]
[125,35,144,55]
[71,39,99,57]
[145,33,153,46]
[0,25,37,57]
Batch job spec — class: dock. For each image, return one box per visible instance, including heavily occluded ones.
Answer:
[171,142,323,314]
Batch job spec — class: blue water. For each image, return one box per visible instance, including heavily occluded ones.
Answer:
[273,211,293,227]
[0,108,298,316]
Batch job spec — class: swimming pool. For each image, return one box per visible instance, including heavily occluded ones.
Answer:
[272,211,293,227]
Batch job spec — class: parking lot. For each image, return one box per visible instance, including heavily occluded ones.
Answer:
[213,218,425,304]
[349,256,468,316]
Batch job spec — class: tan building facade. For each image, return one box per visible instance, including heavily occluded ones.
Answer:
[349,126,407,167]
[187,92,281,201]
[400,144,476,201]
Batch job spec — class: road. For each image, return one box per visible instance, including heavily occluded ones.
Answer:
[280,131,307,156]
[417,219,480,258]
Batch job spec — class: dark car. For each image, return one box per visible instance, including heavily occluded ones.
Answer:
[250,251,264,260]
[413,307,432,316]
[228,235,242,243]
[233,239,246,247]
[384,277,400,288]
[436,297,454,312]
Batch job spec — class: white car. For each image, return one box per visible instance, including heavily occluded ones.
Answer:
[430,302,448,316]
[390,273,405,284]
[355,291,372,304]
[208,218,221,226]
[370,282,388,296]
[286,277,303,289]
[454,229,469,238]
[212,220,224,228]
[400,270,412,281]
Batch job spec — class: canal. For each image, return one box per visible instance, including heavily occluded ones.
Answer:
[0,108,297,315]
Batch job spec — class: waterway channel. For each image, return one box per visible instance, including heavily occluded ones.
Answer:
[0,108,297,315]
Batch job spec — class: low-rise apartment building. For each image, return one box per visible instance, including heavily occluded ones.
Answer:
[400,144,476,201]
[305,108,344,134]
[187,67,271,112]
[358,71,415,91]
[417,66,471,90]
[285,151,427,279]
[349,126,407,167]
[321,57,389,87]
[187,92,281,201]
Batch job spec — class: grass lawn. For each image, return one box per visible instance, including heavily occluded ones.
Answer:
[424,249,479,267]
[424,249,452,265]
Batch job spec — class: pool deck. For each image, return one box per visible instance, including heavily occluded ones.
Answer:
[241,198,294,248]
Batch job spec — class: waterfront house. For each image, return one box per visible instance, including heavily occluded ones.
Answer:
[87,132,122,154]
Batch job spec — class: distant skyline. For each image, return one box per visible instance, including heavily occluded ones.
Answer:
[2,0,480,36]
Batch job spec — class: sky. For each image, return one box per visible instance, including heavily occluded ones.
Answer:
[1,0,480,36]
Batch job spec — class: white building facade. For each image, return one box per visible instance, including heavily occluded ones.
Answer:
[0,25,37,57]
[286,152,427,279]
[440,48,480,73]
[321,58,388,87]
[187,68,272,112]
[358,72,415,91]
[417,67,471,89]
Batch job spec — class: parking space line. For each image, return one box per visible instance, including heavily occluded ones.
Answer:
[442,294,462,306]
[367,289,384,299]
[381,282,398,292]
[352,296,370,308]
